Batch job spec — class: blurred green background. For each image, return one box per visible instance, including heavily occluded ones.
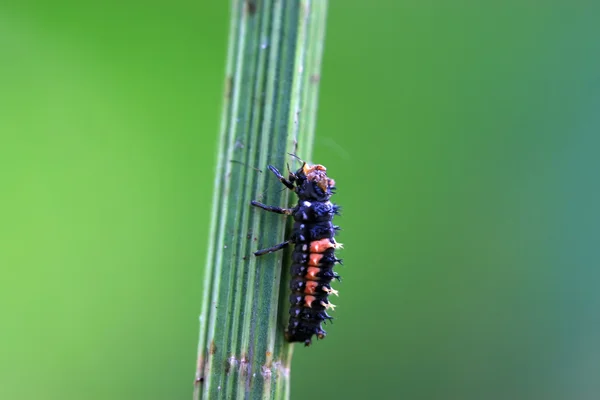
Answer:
[2,1,600,399]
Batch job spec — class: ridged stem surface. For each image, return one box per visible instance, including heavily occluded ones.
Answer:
[194,1,328,399]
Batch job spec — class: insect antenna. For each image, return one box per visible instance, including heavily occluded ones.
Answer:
[287,153,306,166]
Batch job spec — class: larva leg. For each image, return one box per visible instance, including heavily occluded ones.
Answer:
[268,165,295,190]
[250,200,293,215]
[254,240,293,256]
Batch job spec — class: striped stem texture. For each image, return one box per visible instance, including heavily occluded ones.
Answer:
[194,1,328,399]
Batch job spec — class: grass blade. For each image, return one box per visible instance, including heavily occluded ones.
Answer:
[194,1,328,399]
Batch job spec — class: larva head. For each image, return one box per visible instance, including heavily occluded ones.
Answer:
[295,163,335,201]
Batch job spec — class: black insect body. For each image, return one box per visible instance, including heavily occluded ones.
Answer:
[251,162,342,346]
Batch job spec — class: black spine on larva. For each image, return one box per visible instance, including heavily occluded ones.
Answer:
[284,164,341,346]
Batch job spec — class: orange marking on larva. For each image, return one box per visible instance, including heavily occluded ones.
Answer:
[304,281,318,294]
[303,163,327,175]
[306,266,321,281]
[304,295,316,308]
[308,253,324,266]
[309,238,334,253]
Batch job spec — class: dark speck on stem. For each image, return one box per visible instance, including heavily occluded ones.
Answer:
[246,0,257,15]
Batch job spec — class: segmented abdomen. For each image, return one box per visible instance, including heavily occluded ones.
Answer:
[286,200,340,345]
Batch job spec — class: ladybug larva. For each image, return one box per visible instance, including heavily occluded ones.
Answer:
[251,160,342,346]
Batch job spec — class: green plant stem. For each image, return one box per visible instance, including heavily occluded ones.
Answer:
[194,1,328,399]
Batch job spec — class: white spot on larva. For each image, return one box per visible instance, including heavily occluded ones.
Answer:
[299,235,305,241]
[300,224,305,229]
[218,386,221,390]
[302,244,308,251]
[302,212,308,220]
[303,201,312,207]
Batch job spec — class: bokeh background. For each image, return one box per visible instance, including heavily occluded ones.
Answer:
[2,1,600,399]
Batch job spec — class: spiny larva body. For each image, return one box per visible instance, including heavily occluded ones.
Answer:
[251,161,342,346]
